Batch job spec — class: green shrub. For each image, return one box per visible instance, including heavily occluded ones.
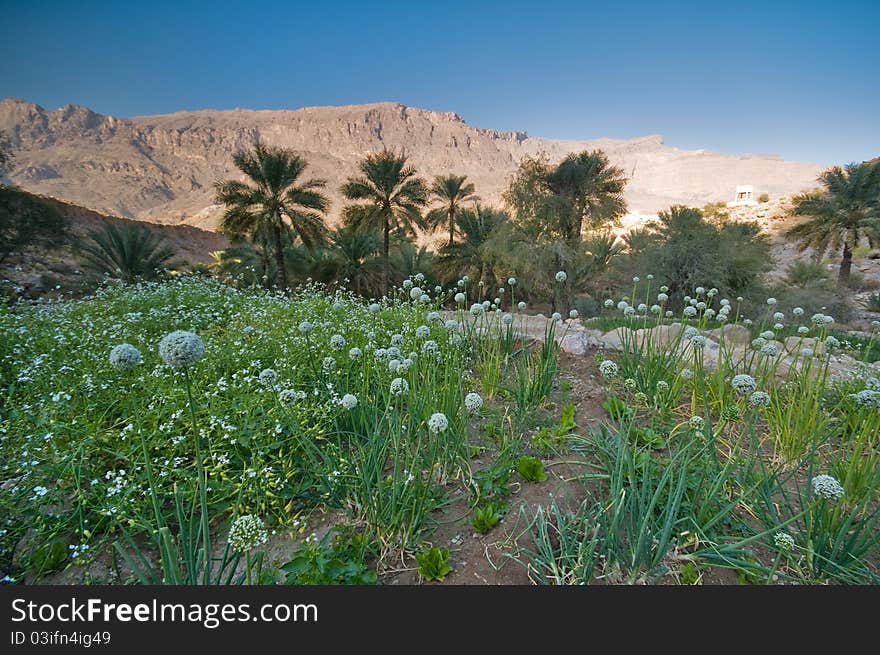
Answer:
[516,456,548,483]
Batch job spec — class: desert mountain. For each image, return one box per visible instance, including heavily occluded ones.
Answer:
[0,97,824,231]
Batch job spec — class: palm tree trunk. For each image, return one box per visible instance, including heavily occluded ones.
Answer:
[449,210,455,247]
[272,220,287,293]
[837,242,853,289]
[260,248,270,289]
[383,217,390,297]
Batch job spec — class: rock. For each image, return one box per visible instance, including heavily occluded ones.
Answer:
[705,324,750,345]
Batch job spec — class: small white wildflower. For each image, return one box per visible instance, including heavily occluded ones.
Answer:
[329,334,346,350]
[508,277,517,286]
[749,391,771,407]
[341,394,358,410]
[555,270,567,283]
[689,416,704,430]
[349,347,362,361]
[298,321,314,334]
[518,301,527,310]
[415,325,431,339]
[774,532,795,552]
[766,297,777,306]
[569,309,579,319]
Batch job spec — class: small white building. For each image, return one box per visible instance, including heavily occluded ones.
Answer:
[727,185,758,207]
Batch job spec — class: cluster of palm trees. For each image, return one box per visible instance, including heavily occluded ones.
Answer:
[211,144,633,301]
[213,145,484,296]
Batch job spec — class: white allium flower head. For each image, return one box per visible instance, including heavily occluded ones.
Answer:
[508,277,517,286]
[761,343,779,357]
[455,292,466,304]
[665,310,673,318]
[330,334,346,350]
[660,285,669,293]
[109,343,142,371]
[696,301,706,311]
[298,321,313,334]
[228,515,268,553]
[690,335,707,349]
[158,331,205,369]
[657,293,668,303]
[341,394,358,410]
[369,303,381,313]
[518,301,527,310]
[647,274,654,280]
[760,330,775,339]
[470,303,484,316]
[604,298,615,308]
[633,276,640,283]
[774,532,795,551]
[259,368,278,386]
[555,270,567,283]
[279,389,305,407]
[498,288,505,294]
[415,325,431,339]
[409,287,423,300]
[731,374,757,395]
[850,389,880,409]
[638,303,648,313]
[599,359,619,377]
[552,312,562,321]
[766,297,777,306]
[388,359,400,373]
[618,301,628,311]
[800,347,814,357]
[683,306,697,317]
[680,368,694,381]
[465,392,483,412]
[624,306,635,316]
[773,312,784,321]
[445,319,459,332]
[390,377,409,396]
[403,279,413,289]
[427,311,441,323]
[415,273,425,282]
[348,347,362,361]
[569,309,579,319]
[420,294,430,304]
[749,391,771,407]
[322,356,336,371]
[503,313,514,324]
[824,335,840,351]
[689,416,704,430]
[695,286,705,295]
[811,475,844,501]
[774,323,784,331]
[428,412,449,434]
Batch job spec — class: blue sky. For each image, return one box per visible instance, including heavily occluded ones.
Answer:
[1,0,877,164]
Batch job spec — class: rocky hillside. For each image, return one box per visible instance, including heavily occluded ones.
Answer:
[0,98,824,231]
[1,191,228,297]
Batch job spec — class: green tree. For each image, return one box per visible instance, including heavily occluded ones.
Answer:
[436,205,509,293]
[320,226,385,296]
[0,187,69,264]
[80,222,174,283]
[785,161,880,289]
[641,205,771,304]
[215,143,329,293]
[341,149,428,295]
[504,150,628,243]
[426,174,478,246]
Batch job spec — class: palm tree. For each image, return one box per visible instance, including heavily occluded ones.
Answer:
[214,143,329,293]
[436,205,508,292]
[321,226,384,296]
[426,174,478,246]
[546,150,628,243]
[785,161,880,288]
[81,222,174,283]
[341,149,428,295]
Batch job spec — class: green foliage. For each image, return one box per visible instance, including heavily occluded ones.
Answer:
[639,205,772,305]
[426,174,478,246]
[415,547,452,582]
[215,143,330,293]
[785,259,830,288]
[602,396,632,420]
[786,161,880,289]
[0,186,70,264]
[472,502,507,534]
[516,456,548,483]
[28,540,67,577]
[341,149,428,295]
[80,222,175,283]
[863,292,880,313]
[0,129,14,179]
[282,530,377,585]
[679,561,701,584]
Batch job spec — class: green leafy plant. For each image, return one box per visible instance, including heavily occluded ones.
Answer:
[472,502,507,534]
[282,530,377,585]
[27,540,67,577]
[516,456,548,483]
[602,396,632,421]
[415,547,452,582]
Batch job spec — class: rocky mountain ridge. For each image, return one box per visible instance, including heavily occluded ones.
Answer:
[0,97,825,231]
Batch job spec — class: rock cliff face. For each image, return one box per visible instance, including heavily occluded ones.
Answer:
[0,97,824,230]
